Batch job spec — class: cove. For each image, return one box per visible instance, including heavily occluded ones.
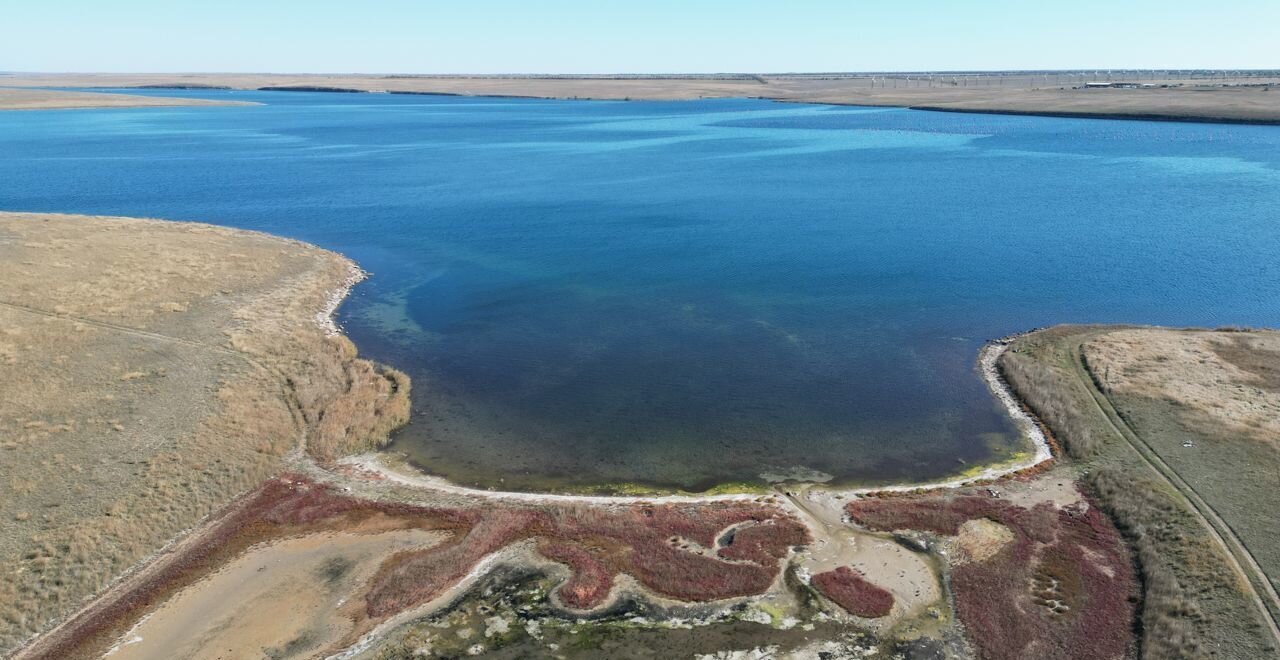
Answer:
[1,89,1277,491]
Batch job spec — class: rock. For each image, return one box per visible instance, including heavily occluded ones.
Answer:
[892,532,930,553]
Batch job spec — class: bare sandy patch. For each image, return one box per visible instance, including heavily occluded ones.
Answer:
[786,487,941,629]
[954,518,1015,564]
[107,528,448,660]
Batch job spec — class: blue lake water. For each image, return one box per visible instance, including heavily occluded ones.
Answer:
[2,89,1278,491]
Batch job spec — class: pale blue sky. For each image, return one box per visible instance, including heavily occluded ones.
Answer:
[4,1,1277,73]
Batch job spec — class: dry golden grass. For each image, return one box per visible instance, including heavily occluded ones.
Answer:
[1084,329,1280,446]
[0,212,407,652]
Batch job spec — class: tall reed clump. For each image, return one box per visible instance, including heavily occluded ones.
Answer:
[998,349,1102,459]
[289,332,412,461]
[1090,468,1210,660]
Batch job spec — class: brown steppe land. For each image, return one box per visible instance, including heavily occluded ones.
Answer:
[0,88,253,110]
[0,212,408,653]
[3,71,1280,123]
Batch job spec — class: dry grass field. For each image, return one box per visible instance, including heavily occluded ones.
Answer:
[3,72,1280,122]
[1000,326,1280,659]
[1083,330,1280,598]
[0,212,407,653]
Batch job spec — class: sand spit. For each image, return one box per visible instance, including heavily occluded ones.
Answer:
[0,87,254,110]
[4,72,1280,123]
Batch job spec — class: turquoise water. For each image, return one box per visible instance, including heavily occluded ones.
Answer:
[2,89,1278,491]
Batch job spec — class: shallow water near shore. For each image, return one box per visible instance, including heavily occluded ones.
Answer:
[2,89,1278,491]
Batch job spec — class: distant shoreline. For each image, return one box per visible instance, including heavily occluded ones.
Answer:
[901,103,1280,126]
[3,71,1280,124]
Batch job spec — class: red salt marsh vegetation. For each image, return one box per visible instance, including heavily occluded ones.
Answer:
[366,494,811,614]
[847,492,1136,660]
[28,474,808,659]
[811,566,895,619]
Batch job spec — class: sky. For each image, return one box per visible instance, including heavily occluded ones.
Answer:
[3,0,1277,74]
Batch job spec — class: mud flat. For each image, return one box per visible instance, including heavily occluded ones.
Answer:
[107,528,449,660]
[0,88,253,110]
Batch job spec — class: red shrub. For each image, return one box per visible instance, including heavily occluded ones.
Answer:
[364,508,543,617]
[362,498,809,616]
[538,541,615,609]
[718,520,811,564]
[811,566,895,618]
[45,475,812,658]
[847,491,1136,660]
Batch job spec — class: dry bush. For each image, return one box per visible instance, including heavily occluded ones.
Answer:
[269,331,412,460]
[999,351,1102,459]
[221,253,412,462]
